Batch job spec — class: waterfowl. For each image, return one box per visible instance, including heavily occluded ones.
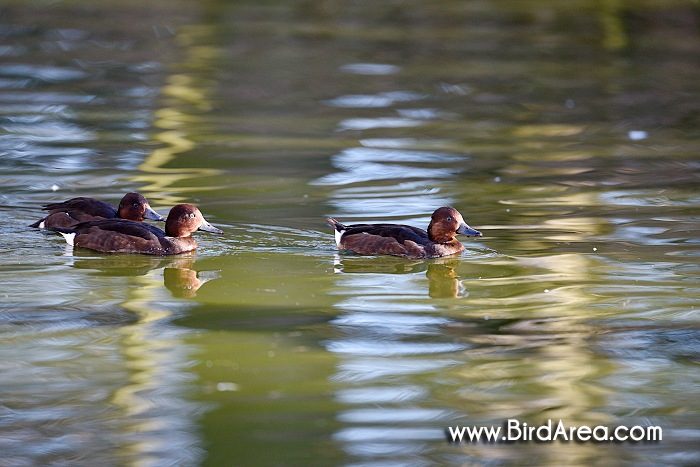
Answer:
[327,206,482,259]
[30,192,165,229]
[54,204,223,255]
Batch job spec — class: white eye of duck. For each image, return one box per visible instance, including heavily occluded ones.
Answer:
[189,213,196,218]
[446,216,452,222]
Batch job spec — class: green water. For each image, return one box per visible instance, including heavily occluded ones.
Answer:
[1,0,699,465]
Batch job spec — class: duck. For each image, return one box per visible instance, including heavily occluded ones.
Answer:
[327,206,482,259]
[54,204,223,255]
[30,192,165,229]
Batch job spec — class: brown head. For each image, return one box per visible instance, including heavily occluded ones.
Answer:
[427,206,482,243]
[117,193,165,222]
[164,204,223,238]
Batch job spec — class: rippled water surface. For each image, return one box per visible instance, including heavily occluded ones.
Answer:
[1,1,699,465]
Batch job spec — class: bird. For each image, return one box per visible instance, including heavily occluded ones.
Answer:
[54,204,223,255]
[327,206,481,259]
[30,192,165,229]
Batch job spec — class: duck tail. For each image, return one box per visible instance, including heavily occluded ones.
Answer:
[327,218,346,248]
[56,230,76,246]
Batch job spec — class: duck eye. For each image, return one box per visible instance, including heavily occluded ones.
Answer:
[446,216,452,222]
[189,213,196,218]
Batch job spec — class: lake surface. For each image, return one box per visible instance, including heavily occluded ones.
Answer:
[1,0,699,465]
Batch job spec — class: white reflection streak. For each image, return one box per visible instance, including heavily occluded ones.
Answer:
[332,357,459,383]
[315,162,454,186]
[319,80,470,463]
[311,147,462,187]
[335,386,428,404]
[339,63,401,75]
[325,91,427,108]
[337,117,425,131]
[326,340,467,356]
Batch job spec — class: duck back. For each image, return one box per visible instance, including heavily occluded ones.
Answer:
[30,198,117,229]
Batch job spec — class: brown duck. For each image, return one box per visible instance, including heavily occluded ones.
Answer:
[55,204,222,255]
[327,206,482,259]
[31,192,164,229]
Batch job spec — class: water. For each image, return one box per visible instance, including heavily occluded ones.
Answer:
[1,1,699,465]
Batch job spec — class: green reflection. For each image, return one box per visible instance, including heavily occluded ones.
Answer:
[131,26,224,206]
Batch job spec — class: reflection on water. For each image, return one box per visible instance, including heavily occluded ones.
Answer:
[1,0,700,466]
[333,256,471,299]
[327,254,489,461]
[68,253,221,298]
[164,265,221,298]
[317,49,493,463]
[314,146,463,186]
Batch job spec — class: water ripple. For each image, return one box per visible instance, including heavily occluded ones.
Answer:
[337,117,426,131]
[1,121,95,142]
[0,64,89,82]
[338,407,452,424]
[335,386,428,404]
[339,63,401,75]
[312,147,462,186]
[0,92,95,104]
[333,426,444,442]
[334,147,464,164]
[332,312,450,336]
[333,357,459,383]
[326,339,467,356]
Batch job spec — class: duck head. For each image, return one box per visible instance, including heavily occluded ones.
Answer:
[427,206,482,243]
[165,204,223,237]
[118,192,165,221]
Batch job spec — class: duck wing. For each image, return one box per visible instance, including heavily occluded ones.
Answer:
[71,219,166,240]
[43,197,118,218]
[343,223,429,245]
[336,223,432,258]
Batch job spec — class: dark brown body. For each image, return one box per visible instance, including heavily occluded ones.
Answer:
[65,219,198,255]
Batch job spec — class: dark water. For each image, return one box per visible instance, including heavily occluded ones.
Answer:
[1,0,699,465]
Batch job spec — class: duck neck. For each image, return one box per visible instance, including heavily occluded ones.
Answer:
[165,219,191,237]
[428,221,453,243]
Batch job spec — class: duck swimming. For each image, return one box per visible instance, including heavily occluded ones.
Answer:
[54,204,223,255]
[327,206,482,259]
[30,192,165,229]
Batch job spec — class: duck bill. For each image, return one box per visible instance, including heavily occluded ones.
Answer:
[198,218,223,234]
[144,206,166,222]
[456,222,482,237]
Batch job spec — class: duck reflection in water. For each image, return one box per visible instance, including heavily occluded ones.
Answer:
[333,256,468,299]
[164,260,221,298]
[426,259,466,298]
[67,254,221,298]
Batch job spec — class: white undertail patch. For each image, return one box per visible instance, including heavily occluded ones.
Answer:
[334,228,345,248]
[59,232,76,246]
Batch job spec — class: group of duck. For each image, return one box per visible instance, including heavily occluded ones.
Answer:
[30,194,222,255]
[31,193,482,259]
